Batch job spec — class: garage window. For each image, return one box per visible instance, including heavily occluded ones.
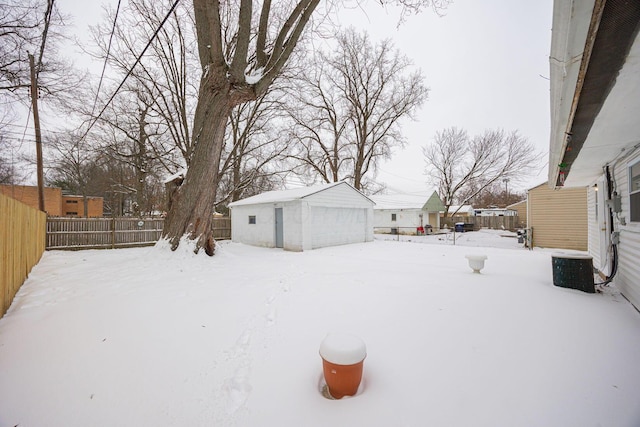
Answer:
[631,160,640,222]
[248,215,256,224]
[391,213,396,221]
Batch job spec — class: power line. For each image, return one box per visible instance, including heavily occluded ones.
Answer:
[90,0,123,119]
[79,0,182,143]
[377,166,426,183]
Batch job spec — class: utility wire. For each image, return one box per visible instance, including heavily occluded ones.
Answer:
[18,106,33,152]
[90,0,123,119]
[79,0,182,142]
[36,0,55,78]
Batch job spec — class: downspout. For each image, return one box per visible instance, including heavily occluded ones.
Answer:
[596,166,618,286]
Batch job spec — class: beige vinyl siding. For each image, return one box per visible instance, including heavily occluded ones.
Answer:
[528,183,588,250]
[507,200,527,228]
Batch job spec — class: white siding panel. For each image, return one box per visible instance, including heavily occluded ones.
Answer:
[373,208,423,233]
[613,153,640,309]
[305,183,373,208]
[283,201,304,251]
[310,207,367,249]
[231,204,276,247]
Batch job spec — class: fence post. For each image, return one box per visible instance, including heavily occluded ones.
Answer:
[111,217,116,249]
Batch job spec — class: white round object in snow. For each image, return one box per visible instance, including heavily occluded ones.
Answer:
[465,254,488,273]
[319,333,367,365]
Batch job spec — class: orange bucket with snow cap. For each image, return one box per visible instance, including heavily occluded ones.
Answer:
[319,333,366,399]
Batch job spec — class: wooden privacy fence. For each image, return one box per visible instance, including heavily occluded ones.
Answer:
[46,217,231,250]
[1,193,47,318]
[441,215,521,231]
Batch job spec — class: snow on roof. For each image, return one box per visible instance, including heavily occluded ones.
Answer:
[228,182,364,207]
[507,200,527,208]
[370,192,435,210]
[164,169,186,184]
[448,204,474,214]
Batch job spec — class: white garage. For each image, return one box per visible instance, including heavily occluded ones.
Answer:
[228,182,375,251]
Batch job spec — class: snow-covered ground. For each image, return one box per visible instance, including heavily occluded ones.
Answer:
[1,230,640,426]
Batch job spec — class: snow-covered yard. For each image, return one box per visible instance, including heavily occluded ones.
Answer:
[1,230,640,426]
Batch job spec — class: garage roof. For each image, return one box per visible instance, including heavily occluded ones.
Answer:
[228,182,373,207]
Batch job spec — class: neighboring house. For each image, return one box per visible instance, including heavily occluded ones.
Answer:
[507,200,527,228]
[473,208,517,217]
[548,0,640,308]
[61,195,103,217]
[228,182,374,251]
[0,184,103,217]
[440,205,475,227]
[445,205,475,218]
[370,191,444,234]
[527,182,588,251]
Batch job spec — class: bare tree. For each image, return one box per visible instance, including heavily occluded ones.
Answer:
[89,0,198,167]
[0,0,84,109]
[458,180,525,208]
[0,137,17,184]
[423,127,542,218]
[95,86,179,216]
[0,114,24,184]
[217,90,291,206]
[286,28,427,192]
[161,0,449,255]
[45,128,101,216]
[285,52,352,186]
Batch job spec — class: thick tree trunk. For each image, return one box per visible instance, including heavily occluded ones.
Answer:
[162,75,234,255]
[164,0,318,255]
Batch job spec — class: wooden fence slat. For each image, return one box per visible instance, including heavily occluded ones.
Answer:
[440,215,521,231]
[45,217,231,250]
[1,193,46,318]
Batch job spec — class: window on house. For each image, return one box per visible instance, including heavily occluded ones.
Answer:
[66,200,78,204]
[248,215,256,224]
[391,213,396,221]
[66,211,78,215]
[630,161,640,222]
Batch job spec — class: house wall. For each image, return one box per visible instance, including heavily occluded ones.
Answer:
[283,201,304,251]
[0,185,62,216]
[303,184,373,249]
[309,206,370,249]
[374,208,424,234]
[473,209,517,217]
[427,212,440,230]
[610,150,640,309]
[230,183,374,251]
[61,196,104,217]
[305,183,373,209]
[231,203,278,248]
[508,201,527,228]
[528,183,588,250]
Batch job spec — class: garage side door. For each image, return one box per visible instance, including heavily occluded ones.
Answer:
[310,207,366,249]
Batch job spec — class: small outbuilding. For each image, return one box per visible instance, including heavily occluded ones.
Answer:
[527,181,587,251]
[228,182,374,251]
[370,191,444,235]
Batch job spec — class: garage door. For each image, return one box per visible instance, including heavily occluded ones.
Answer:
[310,207,367,249]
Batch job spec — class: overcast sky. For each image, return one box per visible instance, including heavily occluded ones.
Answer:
[336,0,553,195]
[56,0,553,196]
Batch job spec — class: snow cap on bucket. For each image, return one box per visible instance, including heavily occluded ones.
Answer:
[319,333,366,365]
